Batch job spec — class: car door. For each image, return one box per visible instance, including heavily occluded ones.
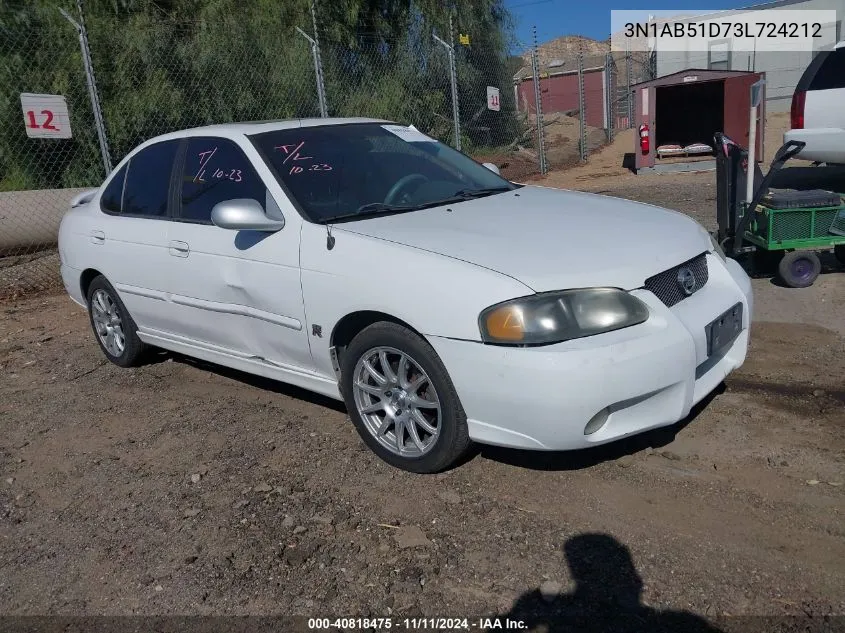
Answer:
[90,139,181,334]
[162,135,313,373]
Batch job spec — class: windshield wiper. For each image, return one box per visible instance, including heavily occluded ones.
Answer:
[317,189,513,224]
[452,186,513,199]
[317,202,420,224]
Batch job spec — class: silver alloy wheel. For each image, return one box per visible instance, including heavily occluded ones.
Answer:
[90,288,125,357]
[352,346,442,457]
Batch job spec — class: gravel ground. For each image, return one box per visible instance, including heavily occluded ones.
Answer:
[1,171,844,631]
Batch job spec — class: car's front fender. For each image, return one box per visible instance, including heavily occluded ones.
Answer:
[299,222,533,379]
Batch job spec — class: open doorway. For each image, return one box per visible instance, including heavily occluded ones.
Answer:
[655,80,724,159]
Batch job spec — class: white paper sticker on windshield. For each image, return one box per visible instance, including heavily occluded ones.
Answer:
[382,124,437,143]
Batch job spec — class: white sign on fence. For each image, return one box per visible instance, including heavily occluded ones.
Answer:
[21,93,72,139]
[486,86,500,111]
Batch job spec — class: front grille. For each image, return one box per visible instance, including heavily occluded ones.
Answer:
[643,253,709,308]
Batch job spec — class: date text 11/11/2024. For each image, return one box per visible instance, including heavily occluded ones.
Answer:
[306,617,528,630]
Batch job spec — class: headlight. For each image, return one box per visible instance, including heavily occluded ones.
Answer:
[479,288,649,346]
[709,232,727,261]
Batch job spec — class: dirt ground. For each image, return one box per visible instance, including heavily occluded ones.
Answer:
[1,156,844,629]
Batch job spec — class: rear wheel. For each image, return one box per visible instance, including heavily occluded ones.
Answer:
[340,322,471,473]
[778,250,821,288]
[86,275,147,367]
[834,245,845,267]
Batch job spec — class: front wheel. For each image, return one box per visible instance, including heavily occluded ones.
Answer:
[778,250,821,288]
[340,322,471,473]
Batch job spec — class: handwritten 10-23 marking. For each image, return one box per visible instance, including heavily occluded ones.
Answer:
[193,147,243,183]
[274,141,333,175]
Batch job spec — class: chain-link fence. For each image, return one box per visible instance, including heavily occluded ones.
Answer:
[0,2,666,301]
[87,16,320,163]
[0,3,103,299]
[512,49,656,172]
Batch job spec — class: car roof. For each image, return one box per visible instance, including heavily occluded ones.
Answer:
[142,117,392,145]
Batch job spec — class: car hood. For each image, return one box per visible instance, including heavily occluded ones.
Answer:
[337,185,712,292]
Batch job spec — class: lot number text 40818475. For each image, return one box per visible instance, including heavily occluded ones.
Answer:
[307,617,527,630]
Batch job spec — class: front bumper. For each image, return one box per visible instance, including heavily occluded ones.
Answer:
[784,128,845,164]
[428,254,752,451]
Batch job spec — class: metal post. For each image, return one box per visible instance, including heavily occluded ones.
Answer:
[604,52,613,143]
[433,26,461,151]
[296,27,328,117]
[625,48,633,128]
[746,79,766,203]
[577,52,586,162]
[59,2,112,176]
[530,27,547,175]
[309,0,328,117]
[647,15,657,80]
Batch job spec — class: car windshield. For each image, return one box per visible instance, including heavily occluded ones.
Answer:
[251,123,519,223]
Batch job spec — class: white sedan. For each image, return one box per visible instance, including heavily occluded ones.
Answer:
[58,118,752,473]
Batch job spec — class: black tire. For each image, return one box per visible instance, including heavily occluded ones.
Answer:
[340,322,471,473]
[86,275,147,367]
[835,245,845,267]
[777,250,821,288]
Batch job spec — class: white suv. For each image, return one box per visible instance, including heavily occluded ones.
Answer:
[784,41,845,165]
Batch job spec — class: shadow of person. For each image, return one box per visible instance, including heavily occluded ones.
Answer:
[490,533,723,633]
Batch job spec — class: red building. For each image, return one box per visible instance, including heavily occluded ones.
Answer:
[514,54,609,129]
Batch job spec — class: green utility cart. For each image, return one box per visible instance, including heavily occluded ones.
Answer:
[715,134,845,288]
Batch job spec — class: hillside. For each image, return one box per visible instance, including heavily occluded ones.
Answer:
[520,35,608,67]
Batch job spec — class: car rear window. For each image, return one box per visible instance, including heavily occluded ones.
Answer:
[100,164,127,214]
[809,48,845,91]
[122,140,179,217]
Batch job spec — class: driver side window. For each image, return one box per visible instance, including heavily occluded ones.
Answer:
[179,137,267,224]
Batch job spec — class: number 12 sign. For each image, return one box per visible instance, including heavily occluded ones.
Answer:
[21,93,73,139]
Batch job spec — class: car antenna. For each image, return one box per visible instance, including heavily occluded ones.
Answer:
[326,224,335,250]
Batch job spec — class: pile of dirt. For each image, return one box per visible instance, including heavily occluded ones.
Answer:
[542,115,608,168]
[0,250,61,301]
[474,115,609,181]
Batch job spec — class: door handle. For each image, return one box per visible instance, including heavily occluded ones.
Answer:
[90,230,105,245]
[168,240,190,257]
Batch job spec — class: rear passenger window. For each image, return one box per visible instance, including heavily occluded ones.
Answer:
[809,49,845,91]
[180,138,266,223]
[100,164,127,214]
[122,140,179,217]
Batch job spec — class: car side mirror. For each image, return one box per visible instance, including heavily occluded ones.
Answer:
[210,198,284,232]
[482,162,500,175]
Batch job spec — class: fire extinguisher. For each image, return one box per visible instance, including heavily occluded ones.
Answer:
[639,124,650,155]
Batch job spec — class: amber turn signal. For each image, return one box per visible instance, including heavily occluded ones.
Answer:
[484,305,526,341]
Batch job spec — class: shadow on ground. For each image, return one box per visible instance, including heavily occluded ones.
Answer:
[489,533,723,632]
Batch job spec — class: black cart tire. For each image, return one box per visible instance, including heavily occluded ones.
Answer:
[778,250,821,288]
[86,275,147,367]
[835,245,845,267]
[340,322,471,473]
